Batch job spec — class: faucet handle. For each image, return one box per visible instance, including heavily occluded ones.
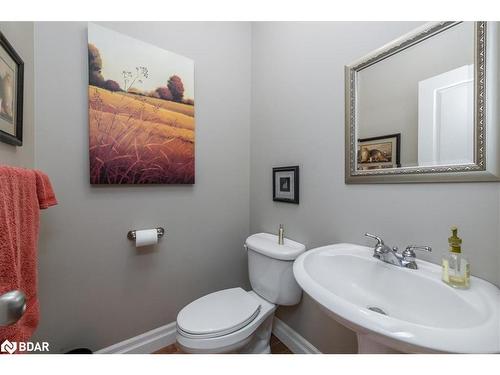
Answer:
[403,245,432,258]
[364,233,384,245]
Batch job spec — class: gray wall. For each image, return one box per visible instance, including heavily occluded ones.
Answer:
[0,22,35,168]
[33,22,252,353]
[250,22,500,353]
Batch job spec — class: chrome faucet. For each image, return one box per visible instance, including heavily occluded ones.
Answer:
[364,233,431,270]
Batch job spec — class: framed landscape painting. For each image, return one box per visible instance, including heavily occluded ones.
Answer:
[0,32,23,146]
[88,23,195,184]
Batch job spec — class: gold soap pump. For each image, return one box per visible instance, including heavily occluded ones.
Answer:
[442,226,470,289]
[278,224,284,245]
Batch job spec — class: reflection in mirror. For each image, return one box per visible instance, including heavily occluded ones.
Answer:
[355,22,475,171]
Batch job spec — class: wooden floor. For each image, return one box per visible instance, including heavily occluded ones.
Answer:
[154,334,292,354]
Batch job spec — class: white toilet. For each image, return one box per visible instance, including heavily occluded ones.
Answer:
[176,232,306,353]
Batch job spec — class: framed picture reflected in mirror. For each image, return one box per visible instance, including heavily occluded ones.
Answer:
[357,133,401,171]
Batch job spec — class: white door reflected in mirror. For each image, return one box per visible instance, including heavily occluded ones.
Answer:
[418,64,474,167]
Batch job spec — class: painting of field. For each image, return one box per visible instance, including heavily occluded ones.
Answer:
[88,23,195,184]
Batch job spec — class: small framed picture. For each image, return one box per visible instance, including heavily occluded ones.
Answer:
[357,133,401,170]
[0,32,24,146]
[273,166,299,204]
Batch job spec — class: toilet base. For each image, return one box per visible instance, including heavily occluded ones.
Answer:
[237,314,274,354]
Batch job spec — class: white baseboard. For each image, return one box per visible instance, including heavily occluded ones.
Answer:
[95,322,177,354]
[272,317,321,354]
[96,317,320,354]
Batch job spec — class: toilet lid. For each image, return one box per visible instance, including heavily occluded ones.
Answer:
[177,288,261,338]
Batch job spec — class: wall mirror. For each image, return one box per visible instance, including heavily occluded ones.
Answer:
[345,22,500,183]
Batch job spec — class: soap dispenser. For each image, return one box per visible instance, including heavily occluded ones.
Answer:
[442,227,470,289]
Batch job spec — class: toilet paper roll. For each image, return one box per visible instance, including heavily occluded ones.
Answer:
[135,229,158,247]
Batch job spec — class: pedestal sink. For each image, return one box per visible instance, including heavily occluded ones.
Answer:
[293,243,500,353]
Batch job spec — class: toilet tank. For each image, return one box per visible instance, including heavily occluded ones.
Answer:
[245,233,306,306]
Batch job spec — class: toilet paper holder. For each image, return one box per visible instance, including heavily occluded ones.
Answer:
[127,227,165,241]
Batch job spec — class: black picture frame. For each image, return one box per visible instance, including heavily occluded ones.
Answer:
[357,133,401,170]
[273,166,299,204]
[0,31,24,146]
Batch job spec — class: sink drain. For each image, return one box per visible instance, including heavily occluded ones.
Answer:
[368,306,387,315]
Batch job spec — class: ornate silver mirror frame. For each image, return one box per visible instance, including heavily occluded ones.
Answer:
[345,21,500,183]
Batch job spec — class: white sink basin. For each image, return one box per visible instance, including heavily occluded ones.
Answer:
[293,243,500,353]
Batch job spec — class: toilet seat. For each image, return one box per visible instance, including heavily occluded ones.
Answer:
[177,288,261,339]
[176,290,277,354]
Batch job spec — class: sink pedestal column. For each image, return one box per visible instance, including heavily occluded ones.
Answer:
[357,334,402,354]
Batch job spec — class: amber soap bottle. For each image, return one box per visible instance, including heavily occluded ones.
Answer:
[442,227,470,289]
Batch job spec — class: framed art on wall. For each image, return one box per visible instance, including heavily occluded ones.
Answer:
[88,23,195,184]
[0,31,24,146]
[273,166,299,204]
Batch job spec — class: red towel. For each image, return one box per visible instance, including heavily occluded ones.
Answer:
[34,169,58,209]
[0,166,57,349]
